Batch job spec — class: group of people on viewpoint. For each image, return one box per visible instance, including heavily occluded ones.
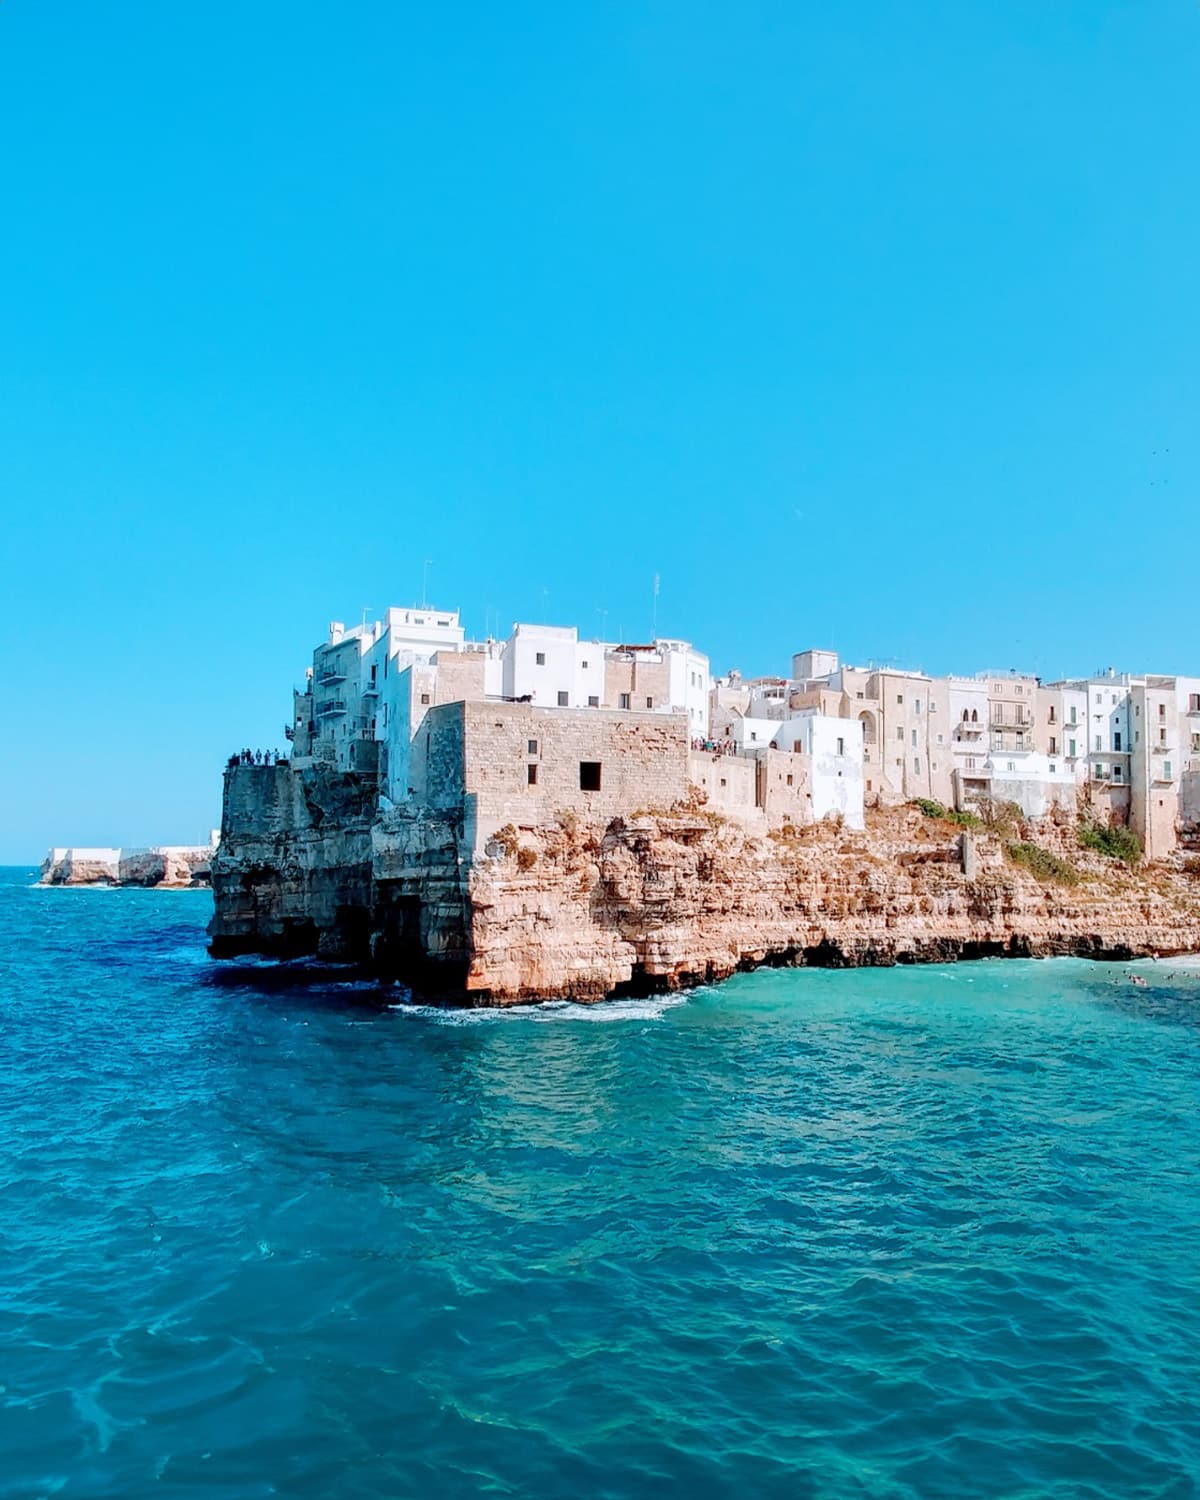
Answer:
[227,748,286,768]
[691,737,740,756]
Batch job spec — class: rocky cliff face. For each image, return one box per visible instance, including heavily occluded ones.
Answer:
[210,765,1200,1002]
[462,807,1200,1001]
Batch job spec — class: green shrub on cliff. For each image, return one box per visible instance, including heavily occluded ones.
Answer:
[1005,842,1079,886]
[915,798,982,830]
[1079,823,1142,866]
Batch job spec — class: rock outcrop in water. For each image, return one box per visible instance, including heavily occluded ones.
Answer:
[41,839,218,888]
[210,761,1200,1002]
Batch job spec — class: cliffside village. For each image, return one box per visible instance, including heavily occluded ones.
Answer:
[282,606,1200,862]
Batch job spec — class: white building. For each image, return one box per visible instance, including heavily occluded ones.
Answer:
[773,711,865,828]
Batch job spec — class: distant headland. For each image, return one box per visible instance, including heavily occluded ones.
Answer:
[41,835,218,889]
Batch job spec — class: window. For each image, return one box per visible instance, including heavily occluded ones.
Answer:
[719,777,727,788]
[1190,694,1200,713]
[913,757,921,773]
[1192,734,1200,753]
[1114,732,1122,751]
[581,660,589,669]
[1049,737,1057,755]
[588,695,599,708]
[1049,763,1057,774]
[911,729,917,747]
[786,774,793,787]
[527,764,538,785]
[646,696,654,709]
[619,693,631,710]
[937,733,943,744]
[1095,735,1101,752]
[1159,728,1167,746]
[527,739,538,755]
[1113,766,1122,782]
[1070,707,1077,724]
[536,652,546,666]
[1007,761,1015,772]
[1069,739,1076,757]
[896,727,904,742]
[915,700,921,714]
[557,691,569,707]
[750,731,758,742]
[1165,761,1173,780]
[1048,707,1056,723]
[971,709,978,723]
[966,757,976,770]
[579,761,601,791]
[420,693,430,705]
[897,694,904,705]
[836,737,844,754]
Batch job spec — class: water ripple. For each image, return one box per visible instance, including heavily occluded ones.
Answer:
[1,871,1199,1497]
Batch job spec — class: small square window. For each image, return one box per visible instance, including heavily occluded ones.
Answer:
[581,660,589,669]
[579,761,601,791]
[588,695,599,708]
[619,693,631,710]
[536,652,546,666]
[527,764,538,785]
[420,693,430,705]
[527,739,538,755]
[557,690,569,707]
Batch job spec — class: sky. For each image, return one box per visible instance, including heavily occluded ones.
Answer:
[1,1,1198,861]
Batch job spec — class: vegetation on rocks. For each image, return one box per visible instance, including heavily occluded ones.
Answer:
[1005,841,1080,886]
[1079,822,1142,866]
[914,798,983,829]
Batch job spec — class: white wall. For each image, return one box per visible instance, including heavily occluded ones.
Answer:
[773,711,864,828]
[662,642,711,735]
[503,624,580,706]
[986,751,1077,818]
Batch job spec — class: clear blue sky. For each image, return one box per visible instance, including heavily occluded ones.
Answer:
[1,1,1197,862]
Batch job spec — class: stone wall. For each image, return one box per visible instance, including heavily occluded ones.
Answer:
[455,702,690,844]
[688,750,760,826]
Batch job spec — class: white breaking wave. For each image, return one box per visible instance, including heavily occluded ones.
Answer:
[389,992,692,1025]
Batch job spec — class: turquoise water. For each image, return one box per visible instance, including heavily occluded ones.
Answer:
[2,868,1199,1498]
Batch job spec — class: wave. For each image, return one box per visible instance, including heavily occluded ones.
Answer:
[388,992,692,1024]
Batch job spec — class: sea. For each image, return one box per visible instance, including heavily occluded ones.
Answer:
[1,865,1198,1498]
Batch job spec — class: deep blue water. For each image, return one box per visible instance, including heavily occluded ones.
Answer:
[2,867,1199,1498]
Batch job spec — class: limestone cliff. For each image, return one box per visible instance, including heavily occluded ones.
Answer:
[210,764,1200,1002]
[464,807,1200,1001]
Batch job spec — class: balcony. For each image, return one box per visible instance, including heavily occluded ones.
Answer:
[318,670,347,686]
[1152,743,1172,755]
[315,699,347,717]
[362,682,380,697]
